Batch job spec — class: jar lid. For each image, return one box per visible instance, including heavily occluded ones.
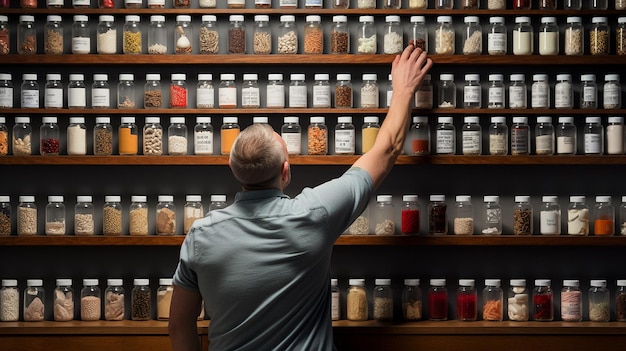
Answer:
[484,195,499,203]
[485,279,500,287]
[592,16,607,24]
[608,116,623,124]
[332,15,347,23]
[533,74,548,81]
[337,116,352,124]
[131,195,147,202]
[306,15,321,22]
[290,73,305,81]
[512,116,527,124]
[359,16,374,23]
[150,15,165,22]
[99,15,114,22]
[73,15,88,22]
[159,278,174,286]
[364,116,379,124]
[211,195,227,202]
[284,116,299,124]
[105,195,121,202]
[430,194,445,202]
[596,195,611,203]
[464,16,479,23]
[96,116,110,124]
[412,116,428,123]
[223,116,238,124]
[585,116,601,124]
[46,73,61,81]
[535,279,551,286]
[438,116,453,124]
[0,117,4,124]
[362,73,377,81]
[537,116,552,124]
[196,116,211,124]
[125,15,140,22]
[556,74,572,81]
[488,74,503,81]
[243,73,258,81]
[563,279,579,287]
[349,279,365,286]
[581,74,595,82]
[567,16,582,23]
[437,16,452,23]
[491,116,506,123]
[404,279,419,286]
[107,279,123,286]
[19,195,35,202]
[221,73,235,81]
[42,116,57,124]
[510,74,525,81]
[590,279,607,288]
[336,73,351,81]
[2,279,18,287]
[56,278,72,286]
[542,195,558,203]
[455,195,471,202]
[94,74,108,81]
[280,15,295,22]
[77,195,92,202]
[0,195,9,202]
[253,116,268,124]
[48,195,63,203]
[558,116,574,124]
[310,116,325,124]
[70,74,85,81]
[375,278,391,285]
[22,73,37,80]
[83,278,99,286]
[229,15,244,22]
[121,116,136,124]
[489,16,504,24]
[0,73,11,80]
[134,278,149,286]
[569,195,585,202]
[430,278,446,286]
[619,17,626,24]
[172,73,186,81]
[27,279,43,287]
[146,73,161,81]
[514,195,530,202]
[176,15,191,22]
[618,279,626,286]
[314,74,329,81]
[515,16,531,23]
[158,195,174,202]
[376,194,392,202]
[198,73,212,81]
[385,15,400,23]
[465,74,480,81]
[186,195,201,202]
[70,117,85,124]
[510,278,526,286]
[170,116,185,124]
[201,15,216,22]
[331,279,338,286]
[440,73,454,81]
[268,73,283,81]
[403,194,418,202]
[623,195,626,203]
[119,73,134,81]
[254,15,269,22]
[541,16,556,24]
[464,116,479,124]
[0,15,8,22]
[605,73,620,81]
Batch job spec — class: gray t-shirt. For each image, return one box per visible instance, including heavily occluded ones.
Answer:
[173,167,373,351]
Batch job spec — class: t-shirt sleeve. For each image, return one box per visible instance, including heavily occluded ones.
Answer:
[172,230,200,292]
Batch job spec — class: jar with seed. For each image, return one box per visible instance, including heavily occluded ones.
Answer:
[228,15,246,54]
[568,196,589,235]
[175,15,192,55]
[18,15,36,55]
[23,279,45,322]
[132,279,151,321]
[103,195,123,235]
[75,195,94,236]
[435,16,455,55]
[1,279,19,321]
[335,74,353,108]
[129,196,149,235]
[304,15,323,54]
[0,196,10,236]
[331,16,349,54]
[308,116,327,155]
[94,117,113,156]
[17,196,37,235]
[118,74,136,109]
[357,16,377,54]
[589,280,610,322]
[312,74,331,108]
[143,116,163,155]
[487,17,506,55]
[463,16,482,55]
[564,17,583,56]
[123,15,142,54]
[45,196,65,235]
[67,116,87,155]
[253,15,271,54]
[168,116,188,155]
[347,279,368,321]
[148,15,167,55]
[156,195,176,235]
[144,74,162,109]
[97,15,117,55]
[453,195,474,235]
[184,195,203,234]
[278,15,298,54]
[40,116,60,156]
[373,279,393,321]
[45,15,64,55]
[383,16,403,55]
[590,17,610,56]
[81,279,101,321]
[409,16,428,52]
[513,196,533,235]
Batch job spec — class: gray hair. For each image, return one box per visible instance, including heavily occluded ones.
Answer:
[229,124,286,187]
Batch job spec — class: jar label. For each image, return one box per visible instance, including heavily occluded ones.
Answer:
[555,83,572,108]
[45,88,63,108]
[282,132,301,154]
[463,86,480,103]
[436,130,454,154]
[535,135,553,154]
[266,85,285,108]
[414,91,432,108]
[511,129,529,154]
[312,86,331,108]
[279,0,297,6]
[72,37,91,54]
[69,88,86,107]
[583,86,597,103]
[92,88,110,107]
[531,84,549,108]
[73,0,89,4]
[462,131,481,154]
[489,134,507,154]
[540,210,561,234]
[386,91,393,107]
[335,129,355,154]
[241,87,260,107]
[488,33,506,52]
[584,133,601,154]
[488,87,504,104]
[509,86,526,108]
[288,86,307,108]
[218,87,237,107]
[604,85,620,106]
[556,136,575,154]
[197,87,215,108]
[194,130,213,155]
[360,89,378,107]
[47,0,63,5]
[0,88,12,108]
[21,90,39,108]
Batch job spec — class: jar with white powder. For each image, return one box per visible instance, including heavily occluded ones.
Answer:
[168,116,188,156]
[97,16,116,54]
[540,196,561,235]
[67,116,87,155]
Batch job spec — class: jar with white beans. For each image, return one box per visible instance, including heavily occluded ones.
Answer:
[277,15,297,54]
[357,16,377,54]
[507,279,529,321]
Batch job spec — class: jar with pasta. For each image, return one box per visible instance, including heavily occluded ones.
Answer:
[45,15,64,55]
[347,279,368,321]
[123,15,142,54]
[590,17,610,56]
[435,16,455,55]
[198,15,219,55]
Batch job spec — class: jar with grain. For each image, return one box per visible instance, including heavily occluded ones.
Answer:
[409,16,428,52]
[373,279,393,321]
[156,195,176,235]
[67,117,87,156]
[118,74,136,109]
[463,74,481,109]
[0,279,19,321]
[564,17,583,56]
[556,117,576,155]
[402,279,422,321]
[142,116,163,155]
[618,280,626,321]
[68,74,86,109]
[92,74,110,109]
[0,16,8,55]
[218,74,237,109]
[288,74,307,108]
[74,196,94,236]
[174,15,192,55]
[584,116,603,155]
[512,17,533,55]
[594,196,614,236]
[148,15,167,55]
[331,16,349,54]
[183,195,203,234]
[334,116,355,155]
[564,0,581,8]
[40,116,60,156]
[304,15,323,54]
[535,116,554,155]
[414,74,433,109]
[435,16,455,55]
[513,196,532,235]
[104,279,125,321]
[589,280,610,322]
[143,74,162,109]
[619,18,626,56]
[590,17,610,56]
[372,195,395,236]
[277,15,297,54]
[103,195,122,235]
[604,74,622,109]
[18,15,37,55]
[361,116,380,154]
[132,279,151,321]
[24,279,45,322]
[0,196,10,235]
[45,15,64,55]
[568,196,588,235]
[44,196,65,236]
[21,73,39,108]
[81,279,101,321]
[97,15,117,55]
[252,15,271,55]
[347,279,368,321]
[281,116,301,155]
[335,74,353,108]
[312,74,331,108]
[94,117,113,156]
[561,280,582,322]
[17,196,37,235]
[482,279,503,321]
[0,73,12,108]
[580,74,598,109]
[606,116,624,155]
[428,279,448,320]
[194,117,213,155]
[487,0,504,9]
[266,74,285,108]
[123,15,142,54]
[457,279,477,321]
[488,116,507,155]
[44,74,63,109]
[357,16,377,54]
[436,117,455,155]
[508,279,529,321]
[462,16,482,55]
[383,16,403,55]
[410,116,430,155]
[170,74,188,109]
[119,116,138,155]
[438,74,456,109]
[307,116,327,155]
[129,196,149,235]
[453,195,473,235]
[220,117,239,155]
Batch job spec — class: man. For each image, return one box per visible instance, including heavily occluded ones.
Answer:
[169,45,432,351]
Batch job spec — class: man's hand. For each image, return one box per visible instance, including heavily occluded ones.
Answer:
[391,45,433,99]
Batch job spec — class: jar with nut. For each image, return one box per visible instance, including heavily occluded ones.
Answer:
[103,196,123,235]
[253,15,271,54]
[144,74,162,109]
[40,116,60,156]
[278,15,298,54]
[148,15,167,55]
[590,17,610,56]
[94,117,113,156]
[435,16,455,55]
[45,15,64,55]
[304,15,323,54]
[383,16,403,55]
[335,74,353,108]
[175,15,192,55]
[357,16,377,54]
[129,196,149,235]
[331,16,349,54]
[143,116,163,155]
[565,17,584,56]
[156,195,176,235]
[75,195,94,236]
[131,279,151,321]
[123,15,142,54]
[409,16,428,52]
[168,117,188,156]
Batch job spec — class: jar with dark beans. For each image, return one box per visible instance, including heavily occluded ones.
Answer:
[94,117,113,156]
[428,195,447,235]
[228,15,246,54]
[40,117,60,156]
[463,0,479,9]
[131,279,151,321]
[616,280,626,321]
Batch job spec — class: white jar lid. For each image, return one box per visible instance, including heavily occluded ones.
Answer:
[557,74,572,81]
[569,195,585,203]
[586,116,601,124]
[145,116,160,124]
[22,73,37,80]
[359,16,374,23]
[336,73,351,81]
[403,194,418,202]
[176,15,191,22]
[413,116,428,123]
[437,16,452,23]
[485,279,500,287]
[605,74,620,81]
[27,279,43,287]
[119,73,134,81]
[146,73,161,81]
[592,17,607,24]
[94,74,108,81]
[280,15,295,22]
[542,195,558,203]
[2,279,18,287]
[221,73,235,81]
[563,279,579,287]
[19,195,35,203]
[465,74,480,81]
[537,116,552,124]
[567,16,582,23]
[464,16,479,23]
[608,116,623,124]
[512,116,527,124]
[362,73,377,81]
[306,15,321,22]
[99,15,114,22]
[150,15,165,22]
[596,195,611,203]
[558,116,574,123]
[456,195,471,202]
[440,73,454,81]
[254,15,269,22]
[430,278,446,286]
[514,195,530,202]
[186,195,201,202]
[404,279,420,286]
[0,195,9,202]
[56,278,72,286]
[107,279,123,286]
[70,74,84,81]
[158,195,174,202]
[70,117,85,124]
[515,16,531,23]
[229,15,244,22]
[211,195,226,202]
[377,194,392,202]
[243,73,258,81]
[134,278,149,286]
[83,278,99,286]
[268,74,283,81]
[410,16,425,23]
[533,74,548,81]
[46,73,61,81]
[510,74,525,81]
[73,15,88,22]
[430,194,445,202]
[331,279,338,286]
[77,195,92,203]
[198,74,212,81]
[290,73,305,81]
[337,116,352,124]
[223,116,238,124]
[541,16,556,24]
[375,278,391,285]
[619,17,626,24]
[105,195,121,202]
[314,74,329,81]
[464,116,479,124]
[364,116,379,124]
[170,116,185,124]
[535,279,551,286]
[171,73,186,81]
[48,195,63,203]
[159,278,173,286]
[0,73,11,80]
[510,279,526,286]
[42,116,57,124]
[284,116,299,124]
[253,116,268,124]
[310,116,325,124]
[438,116,453,124]
[491,116,506,123]
[385,15,400,23]
[200,15,216,22]
[617,279,626,286]
[581,74,595,82]
[349,279,365,286]
[488,74,503,81]
[125,15,140,22]
[121,116,135,124]
[131,195,147,202]
[489,16,504,24]
[590,279,607,287]
[196,116,211,124]
[333,15,347,23]
[484,195,499,203]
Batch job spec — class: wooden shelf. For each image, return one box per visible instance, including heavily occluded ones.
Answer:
[0,320,209,335]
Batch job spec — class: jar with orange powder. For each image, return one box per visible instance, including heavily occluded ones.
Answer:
[594,196,615,236]
[119,116,138,155]
[220,117,240,155]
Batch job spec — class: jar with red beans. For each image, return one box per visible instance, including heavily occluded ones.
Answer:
[40,116,60,155]
[533,279,553,321]
[457,279,477,321]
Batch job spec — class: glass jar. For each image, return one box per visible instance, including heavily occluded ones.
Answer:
[360,74,379,109]
[103,195,123,235]
[428,279,448,320]
[80,279,101,321]
[511,117,530,155]
[535,116,554,155]
[13,116,32,156]
[0,73,12,108]
[74,195,94,236]
[196,74,214,109]
[457,279,477,321]
[335,74,353,108]
[277,15,297,55]
[17,196,37,235]
[334,116,355,155]
[533,279,553,321]
[170,73,188,109]
[143,74,162,109]
[488,116,508,155]
[40,116,60,156]
[67,116,87,156]
[402,279,422,321]
[123,15,142,54]
[68,74,86,109]
[414,74,433,109]
[303,15,323,54]
[197,16,219,55]
[194,116,213,155]
[174,15,192,55]
[401,195,420,235]
[183,195,203,234]
[561,280,582,322]
[18,15,37,55]
[94,117,113,156]
[221,117,240,155]
[138,116,161,147]
[592,0,608,9]
[125,0,141,8]
[228,15,246,54]
[21,73,39,108]
[250,15,271,55]
[428,195,447,235]
[622,196,626,235]
[531,74,550,109]
[266,74,285,108]
[24,279,45,321]
[565,17,584,56]
[70,15,90,55]
[45,196,65,235]
[580,74,598,109]
[372,195,395,236]
[0,16,7,55]
[356,0,375,9]
[555,74,574,109]
[168,117,188,155]
[538,0,555,9]
[513,17,533,55]
[435,16,455,55]
[556,117,577,155]
[373,279,393,321]
[0,196,10,235]
[564,0,581,9]
[383,16,403,55]
[453,195,473,235]
[463,74,481,109]
[52,279,74,323]
[148,15,167,55]
[307,116,327,155]
[357,16,377,54]
[104,279,125,321]
[594,195,614,236]
[361,116,380,154]
[218,74,237,109]
[118,74,136,108]
[129,195,149,235]
[44,74,63,109]
[482,279,503,321]
[156,195,176,235]
[584,116,604,155]
[508,74,527,109]
[487,74,504,108]
[0,279,19,321]
[590,17,610,56]
[619,17,626,56]
[331,279,340,321]
[487,17,506,55]
[333,0,348,8]
[604,74,622,109]
[312,74,331,108]
[513,196,533,235]
[438,74,456,108]
[45,15,64,55]
[410,116,430,155]
[208,195,227,212]
[589,280,610,322]
[508,279,529,321]
[513,0,530,8]
[131,279,151,321]
[436,0,452,9]
[288,74,307,108]
[539,195,561,235]
[607,116,624,155]
[119,116,138,155]
[482,195,502,235]
[281,116,301,155]
[568,196,589,236]
[462,16,482,55]
[156,278,174,320]
[347,279,367,321]
[435,116,455,155]
[462,116,481,156]
[330,16,349,54]
[617,280,626,321]
[92,74,110,109]
[409,16,428,52]
[618,0,626,9]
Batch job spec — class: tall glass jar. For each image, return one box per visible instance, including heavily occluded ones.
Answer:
[307,116,327,155]
[462,16,482,55]
[619,17,626,56]
[330,16,349,54]
[568,196,589,236]
[144,74,162,109]
[453,195,473,235]
[156,195,176,235]
[436,0,452,9]
[0,16,8,55]
[435,16,455,55]
[513,0,531,9]
[252,15,271,55]
[148,15,167,55]
[438,74,456,108]
[410,116,430,155]
[0,73,12,108]
[539,196,561,235]
[104,279,125,321]
[594,195,614,236]
[604,74,622,109]
[119,116,138,155]
[508,74,527,109]
[194,116,214,155]
[362,116,381,154]
[489,116,508,155]
[487,74,504,108]
[142,116,163,155]
[457,279,477,321]
[335,74,352,108]
[401,195,420,235]
[129,195,149,235]
[508,279,529,321]
[303,15,323,54]
[157,278,174,320]
[373,279,393,321]
[280,116,300,155]
[81,279,101,321]
[435,116,455,155]
[461,116,481,155]
[277,15,297,54]
[539,17,558,55]
[564,0,581,9]
[67,116,87,156]
[590,17,610,56]
[565,17,584,56]
[617,280,626,321]
[45,15,64,55]
[196,74,214,108]
[580,74,598,109]
[383,16,403,55]
[347,279,367,321]
[513,17,533,55]
[74,195,94,236]
[428,279,448,320]
[174,15,192,55]
[487,17,506,55]
[589,280,610,322]
[463,74,481,109]
[414,74,433,109]
[94,117,113,156]
[592,0,608,9]
[68,74,86,109]
[533,279,553,321]
[221,116,240,155]
[535,116,554,155]
[218,74,237,109]
[428,195,447,235]
[531,74,550,109]
[312,74,331,108]
[45,195,65,235]
[18,15,37,55]
[118,74,136,108]
[183,195,203,234]
[513,195,533,235]
[0,279,19,321]
[97,16,117,54]
[123,15,142,54]
[71,15,90,54]
[555,74,574,109]
[17,196,37,235]
[131,279,151,321]
[92,74,111,109]
[402,279,422,321]
[334,116,355,155]
[103,195,123,236]
[24,279,45,321]
[511,117,530,155]
[360,74,379,109]
[482,279,503,321]
[44,74,63,109]
[409,16,428,52]
[21,73,39,108]
[13,116,32,156]
[40,116,60,156]
[288,74,307,108]
[556,117,577,155]
[606,116,624,155]
[228,15,246,54]
[266,74,285,108]
[357,16,377,54]
[561,280,582,322]
[482,195,502,235]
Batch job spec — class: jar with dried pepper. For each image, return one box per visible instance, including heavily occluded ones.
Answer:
[532,279,553,321]
[170,74,188,109]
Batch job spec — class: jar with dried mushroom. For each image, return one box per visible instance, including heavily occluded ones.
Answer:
[105,279,125,321]
[81,279,101,321]
[143,116,163,155]
[103,195,123,235]
[24,279,45,322]
[45,15,64,55]
[54,279,74,321]
[156,195,176,235]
